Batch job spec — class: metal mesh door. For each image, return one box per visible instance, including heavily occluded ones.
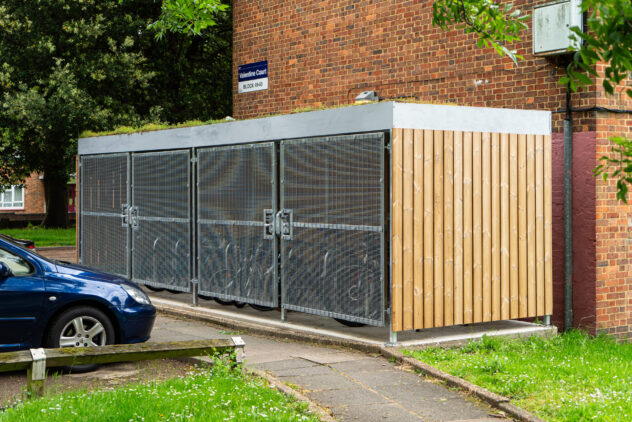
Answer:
[131,150,191,291]
[197,143,277,307]
[80,154,129,276]
[281,133,385,326]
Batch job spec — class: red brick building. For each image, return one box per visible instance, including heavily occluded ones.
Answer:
[0,173,76,226]
[232,0,632,338]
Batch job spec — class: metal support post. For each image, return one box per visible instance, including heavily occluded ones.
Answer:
[544,315,551,326]
[191,280,199,307]
[281,307,287,322]
[387,329,398,346]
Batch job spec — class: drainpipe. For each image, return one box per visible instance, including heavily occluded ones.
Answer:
[563,87,573,331]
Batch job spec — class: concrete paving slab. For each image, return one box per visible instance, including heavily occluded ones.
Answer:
[254,358,320,372]
[309,387,391,407]
[332,402,426,422]
[277,373,360,391]
[329,357,393,373]
[344,369,426,388]
[264,363,338,378]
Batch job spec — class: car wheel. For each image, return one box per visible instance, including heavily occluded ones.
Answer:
[46,306,115,373]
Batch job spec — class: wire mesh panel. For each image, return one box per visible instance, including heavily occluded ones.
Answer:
[197,143,277,307]
[132,150,191,291]
[80,154,129,276]
[281,133,385,326]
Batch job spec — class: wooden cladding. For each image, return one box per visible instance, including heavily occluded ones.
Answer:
[391,128,552,331]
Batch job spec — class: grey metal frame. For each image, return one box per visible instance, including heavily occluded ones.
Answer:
[196,142,278,306]
[79,131,389,328]
[131,149,192,292]
[279,133,386,326]
[79,153,130,277]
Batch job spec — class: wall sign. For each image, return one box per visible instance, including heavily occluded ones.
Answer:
[238,60,268,93]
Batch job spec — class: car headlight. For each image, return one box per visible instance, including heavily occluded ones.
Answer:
[122,284,152,305]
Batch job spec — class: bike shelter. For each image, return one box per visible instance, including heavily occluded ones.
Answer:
[78,102,552,339]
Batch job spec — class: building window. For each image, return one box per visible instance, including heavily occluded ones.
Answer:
[0,186,24,210]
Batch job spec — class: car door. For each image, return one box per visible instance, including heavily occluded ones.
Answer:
[0,246,46,351]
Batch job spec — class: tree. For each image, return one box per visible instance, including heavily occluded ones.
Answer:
[0,0,232,227]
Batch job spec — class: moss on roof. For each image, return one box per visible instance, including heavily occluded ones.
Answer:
[79,99,458,139]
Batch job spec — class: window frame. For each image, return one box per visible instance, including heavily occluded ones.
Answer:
[0,247,36,277]
[0,185,25,210]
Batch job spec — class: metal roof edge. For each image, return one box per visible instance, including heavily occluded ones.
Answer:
[78,102,395,155]
[392,102,552,135]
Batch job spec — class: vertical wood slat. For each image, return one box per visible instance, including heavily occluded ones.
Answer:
[391,128,403,331]
[423,130,434,328]
[527,134,536,317]
[518,134,528,318]
[544,135,553,315]
[434,130,444,327]
[403,129,414,330]
[413,129,424,327]
[535,134,545,317]
[444,131,454,326]
[463,132,473,324]
[501,133,510,320]
[509,134,519,319]
[491,132,501,321]
[482,132,492,322]
[472,132,483,323]
[393,129,551,332]
[453,132,464,325]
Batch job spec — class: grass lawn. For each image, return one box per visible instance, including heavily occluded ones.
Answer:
[0,226,76,247]
[403,331,632,422]
[0,361,320,422]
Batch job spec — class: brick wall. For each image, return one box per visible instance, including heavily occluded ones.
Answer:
[0,173,46,216]
[595,114,632,339]
[234,0,632,337]
[233,0,597,130]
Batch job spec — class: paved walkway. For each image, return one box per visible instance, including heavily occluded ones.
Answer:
[151,315,509,422]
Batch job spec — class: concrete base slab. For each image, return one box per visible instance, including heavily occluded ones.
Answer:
[148,291,556,349]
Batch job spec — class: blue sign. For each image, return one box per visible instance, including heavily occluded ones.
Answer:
[238,61,269,93]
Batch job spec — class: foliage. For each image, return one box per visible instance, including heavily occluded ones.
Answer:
[562,0,632,203]
[0,227,76,247]
[0,0,232,227]
[563,0,632,98]
[403,331,632,421]
[150,0,230,38]
[431,0,528,65]
[0,359,320,422]
[594,136,632,203]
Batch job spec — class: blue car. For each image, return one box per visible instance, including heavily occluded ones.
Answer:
[0,236,155,353]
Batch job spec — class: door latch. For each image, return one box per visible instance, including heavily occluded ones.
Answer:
[263,209,275,239]
[277,209,293,240]
[129,206,139,229]
[121,204,129,227]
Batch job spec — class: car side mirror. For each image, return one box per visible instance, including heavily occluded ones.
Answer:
[0,262,13,280]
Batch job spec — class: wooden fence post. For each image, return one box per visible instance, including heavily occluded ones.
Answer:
[27,348,46,398]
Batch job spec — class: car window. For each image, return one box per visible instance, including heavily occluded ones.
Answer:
[0,247,34,276]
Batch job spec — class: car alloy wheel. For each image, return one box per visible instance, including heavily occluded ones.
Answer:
[59,316,108,348]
